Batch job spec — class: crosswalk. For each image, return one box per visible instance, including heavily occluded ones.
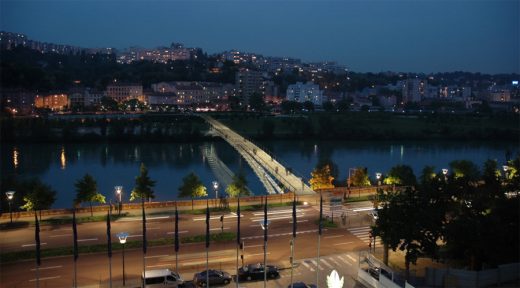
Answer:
[279,253,358,276]
[347,226,383,246]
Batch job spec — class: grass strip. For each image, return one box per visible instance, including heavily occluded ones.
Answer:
[0,232,236,264]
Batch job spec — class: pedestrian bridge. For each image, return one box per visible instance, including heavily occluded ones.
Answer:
[201,115,315,195]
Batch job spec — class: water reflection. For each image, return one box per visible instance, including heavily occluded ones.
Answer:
[1,140,516,208]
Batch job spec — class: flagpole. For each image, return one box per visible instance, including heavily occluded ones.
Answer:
[206,199,210,287]
[142,198,147,288]
[317,195,323,287]
[236,197,240,288]
[107,210,112,288]
[290,193,297,288]
[174,202,179,275]
[35,212,40,288]
[73,210,78,288]
[263,196,268,288]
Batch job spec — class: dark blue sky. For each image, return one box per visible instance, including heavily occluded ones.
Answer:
[1,0,518,74]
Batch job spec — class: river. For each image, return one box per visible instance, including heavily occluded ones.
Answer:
[1,140,517,208]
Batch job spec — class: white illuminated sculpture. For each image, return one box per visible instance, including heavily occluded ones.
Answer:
[327,270,344,288]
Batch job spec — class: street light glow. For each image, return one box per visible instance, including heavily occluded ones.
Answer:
[375,172,382,180]
[6,191,15,200]
[442,168,448,175]
[117,232,129,244]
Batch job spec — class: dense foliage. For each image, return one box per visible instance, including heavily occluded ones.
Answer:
[372,158,520,279]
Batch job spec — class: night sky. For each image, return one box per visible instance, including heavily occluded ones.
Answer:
[1,0,518,74]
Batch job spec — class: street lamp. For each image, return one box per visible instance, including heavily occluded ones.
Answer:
[212,181,219,208]
[503,165,509,179]
[375,172,382,186]
[260,219,270,288]
[117,232,129,286]
[346,168,357,199]
[5,191,15,224]
[114,186,123,215]
[442,168,448,181]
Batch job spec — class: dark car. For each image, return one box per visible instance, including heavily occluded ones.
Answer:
[193,269,232,287]
[237,263,279,281]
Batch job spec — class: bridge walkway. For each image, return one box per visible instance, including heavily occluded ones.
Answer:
[201,115,315,195]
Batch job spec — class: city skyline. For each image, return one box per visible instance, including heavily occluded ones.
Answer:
[1,0,518,74]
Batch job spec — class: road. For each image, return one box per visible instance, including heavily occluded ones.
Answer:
[0,202,378,287]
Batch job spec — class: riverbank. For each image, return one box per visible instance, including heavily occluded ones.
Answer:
[1,112,519,142]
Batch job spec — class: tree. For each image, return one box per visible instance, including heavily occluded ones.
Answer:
[130,163,156,201]
[322,101,334,112]
[309,164,335,190]
[19,179,57,220]
[372,187,439,280]
[226,174,250,198]
[99,96,119,111]
[249,92,266,112]
[383,165,417,186]
[302,101,314,112]
[178,172,207,210]
[74,174,106,216]
[449,160,480,181]
[350,167,371,187]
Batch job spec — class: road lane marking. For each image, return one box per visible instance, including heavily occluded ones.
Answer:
[49,234,71,238]
[337,256,350,265]
[333,242,353,246]
[348,226,371,232]
[310,260,324,271]
[209,227,230,231]
[241,229,327,240]
[301,261,315,272]
[22,243,47,247]
[347,255,357,262]
[321,259,334,269]
[289,219,308,223]
[166,230,188,235]
[127,234,143,238]
[247,252,271,257]
[147,227,160,230]
[147,264,170,268]
[145,254,169,259]
[245,244,263,248]
[77,238,98,242]
[30,265,62,271]
[324,235,344,239]
[181,257,236,266]
[252,209,304,216]
[330,257,343,267]
[29,276,61,281]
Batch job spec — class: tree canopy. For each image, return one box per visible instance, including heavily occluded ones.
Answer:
[225,174,250,198]
[74,174,106,216]
[19,179,57,213]
[309,164,335,190]
[349,167,371,187]
[383,165,417,186]
[178,172,207,209]
[130,163,156,201]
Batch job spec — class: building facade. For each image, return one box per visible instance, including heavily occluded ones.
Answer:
[106,83,143,102]
[286,81,324,106]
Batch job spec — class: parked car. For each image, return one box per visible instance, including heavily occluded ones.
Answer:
[142,269,184,288]
[193,269,232,287]
[237,263,279,281]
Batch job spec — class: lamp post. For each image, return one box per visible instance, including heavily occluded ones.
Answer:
[375,172,382,186]
[117,232,128,286]
[114,186,123,216]
[503,165,509,179]
[212,181,219,208]
[5,191,15,224]
[260,219,270,288]
[442,168,448,181]
[346,168,357,199]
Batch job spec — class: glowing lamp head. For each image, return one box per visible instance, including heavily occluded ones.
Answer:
[375,173,382,180]
[5,191,15,200]
[442,169,448,176]
[117,232,129,244]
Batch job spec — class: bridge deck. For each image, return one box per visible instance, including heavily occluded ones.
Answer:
[202,115,315,195]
